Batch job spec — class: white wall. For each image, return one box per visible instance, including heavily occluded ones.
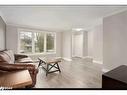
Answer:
[88,24,103,64]
[62,32,72,61]
[0,16,6,50]
[6,25,18,53]
[103,10,127,71]
[6,25,62,60]
[83,31,88,57]
[88,30,93,57]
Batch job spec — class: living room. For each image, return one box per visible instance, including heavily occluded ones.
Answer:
[0,6,127,89]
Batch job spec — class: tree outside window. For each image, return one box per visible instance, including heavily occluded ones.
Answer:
[46,33,55,52]
[20,32,32,53]
[34,32,44,53]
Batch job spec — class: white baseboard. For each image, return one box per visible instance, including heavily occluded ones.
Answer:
[93,60,103,64]
[82,56,93,62]
[102,68,110,73]
[82,56,93,59]
[83,56,103,64]
[62,58,72,61]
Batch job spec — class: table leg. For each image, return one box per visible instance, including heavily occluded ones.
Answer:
[38,60,42,68]
[56,62,61,73]
[46,64,49,76]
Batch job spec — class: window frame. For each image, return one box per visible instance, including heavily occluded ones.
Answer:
[46,32,56,52]
[18,28,56,55]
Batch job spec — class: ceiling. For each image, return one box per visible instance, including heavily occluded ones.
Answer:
[0,6,127,31]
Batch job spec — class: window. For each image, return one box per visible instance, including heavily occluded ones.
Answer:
[34,32,44,53]
[19,31,32,53]
[19,29,56,54]
[46,33,55,52]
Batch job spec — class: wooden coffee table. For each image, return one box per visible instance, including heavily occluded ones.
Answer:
[38,57,62,76]
[0,70,32,89]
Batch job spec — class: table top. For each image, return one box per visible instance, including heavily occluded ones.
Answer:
[103,65,127,84]
[0,70,32,88]
[39,57,62,64]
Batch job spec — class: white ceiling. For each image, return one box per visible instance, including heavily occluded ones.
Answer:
[0,6,127,31]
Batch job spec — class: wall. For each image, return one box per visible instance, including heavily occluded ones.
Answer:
[88,29,93,57]
[0,16,6,50]
[6,25,18,53]
[62,32,72,61]
[103,10,127,71]
[88,24,103,64]
[83,31,88,57]
[6,25,62,60]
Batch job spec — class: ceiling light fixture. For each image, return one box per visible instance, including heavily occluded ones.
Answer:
[72,28,84,31]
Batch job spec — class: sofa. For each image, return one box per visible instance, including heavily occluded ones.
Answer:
[0,49,38,88]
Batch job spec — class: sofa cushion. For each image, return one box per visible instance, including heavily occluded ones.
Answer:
[15,57,33,63]
[0,50,15,64]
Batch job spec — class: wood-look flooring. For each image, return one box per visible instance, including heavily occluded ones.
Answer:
[35,58,102,88]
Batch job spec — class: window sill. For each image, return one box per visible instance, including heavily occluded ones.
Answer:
[18,52,56,56]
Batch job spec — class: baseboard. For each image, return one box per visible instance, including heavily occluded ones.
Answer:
[62,58,72,61]
[82,56,93,59]
[102,68,110,73]
[93,60,103,64]
[82,56,93,62]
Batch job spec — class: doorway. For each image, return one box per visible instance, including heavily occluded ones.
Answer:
[72,32,83,58]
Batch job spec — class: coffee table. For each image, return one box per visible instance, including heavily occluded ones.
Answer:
[0,70,32,89]
[38,57,62,76]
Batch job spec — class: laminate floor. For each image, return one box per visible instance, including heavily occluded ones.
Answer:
[35,58,102,88]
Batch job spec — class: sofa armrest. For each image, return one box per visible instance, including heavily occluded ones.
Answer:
[0,62,38,87]
[14,54,28,60]
[0,63,35,71]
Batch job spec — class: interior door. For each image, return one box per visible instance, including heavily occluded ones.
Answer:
[73,34,83,57]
